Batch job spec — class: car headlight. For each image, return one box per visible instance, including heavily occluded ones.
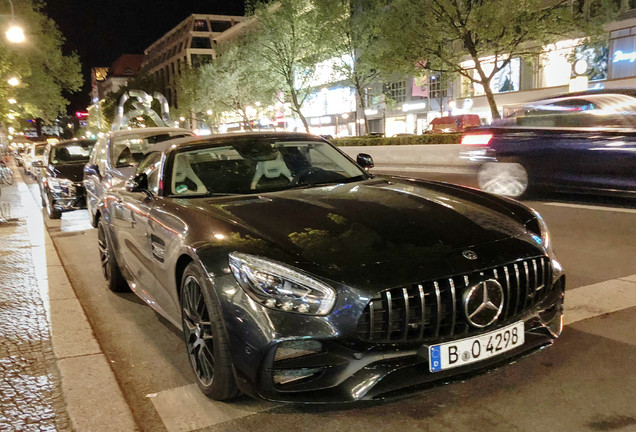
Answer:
[48,178,74,193]
[527,209,551,251]
[228,252,336,316]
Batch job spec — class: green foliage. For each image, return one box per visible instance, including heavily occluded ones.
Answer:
[249,0,329,132]
[0,0,82,126]
[333,134,461,146]
[374,0,618,119]
[177,42,279,130]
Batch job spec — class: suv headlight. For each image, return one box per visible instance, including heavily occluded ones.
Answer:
[229,252,336,316]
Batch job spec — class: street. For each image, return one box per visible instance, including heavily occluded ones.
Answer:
[19,169,636,432]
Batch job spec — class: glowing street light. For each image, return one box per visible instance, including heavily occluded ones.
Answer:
[5,1,25,43]
[7,76,19,86]
[6,25,24,43]
[8,98,16,104]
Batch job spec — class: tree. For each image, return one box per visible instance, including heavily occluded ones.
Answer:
[177,42,279,131]
[0,0,82,128]
[314,0,383,134]
[249,0,326,132]
[375,0,617,119]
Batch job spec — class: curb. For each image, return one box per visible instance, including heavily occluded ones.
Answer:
[16,170,139,431]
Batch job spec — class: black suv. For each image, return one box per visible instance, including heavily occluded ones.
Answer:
[35,139,95,219]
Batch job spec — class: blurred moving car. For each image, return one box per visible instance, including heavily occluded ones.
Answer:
[461,89,636,198]
[23,142,47,176]
[96,132,564,403]
[83,127,193,227]
[429,114,481,133]
[34,139,95,219]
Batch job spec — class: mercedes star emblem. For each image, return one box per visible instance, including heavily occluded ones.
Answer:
[463,279,504,328]
[462,250,478,260]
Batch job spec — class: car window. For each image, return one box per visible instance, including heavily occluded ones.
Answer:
[50,142,94,164]
[137,152,162,195]
[168,139,367,196]
[34,145,46,156]
[111,131,192,169]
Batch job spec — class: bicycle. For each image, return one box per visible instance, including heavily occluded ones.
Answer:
[0,160,14,185]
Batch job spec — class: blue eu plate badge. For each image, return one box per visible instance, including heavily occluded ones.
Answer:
[429,345,442,372]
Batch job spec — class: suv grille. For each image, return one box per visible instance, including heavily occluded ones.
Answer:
[357,256,551,343]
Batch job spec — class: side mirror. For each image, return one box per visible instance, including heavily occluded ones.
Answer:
[84,163,100,179]
[356,153,374,169]
[32,160,43,168]
[125,173,149,193]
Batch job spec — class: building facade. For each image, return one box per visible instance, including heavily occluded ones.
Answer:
[142,14,245,108]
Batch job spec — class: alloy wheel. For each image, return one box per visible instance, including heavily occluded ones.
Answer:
[182,275,215,387]
[97,223,111,282]
[478,162,529,198]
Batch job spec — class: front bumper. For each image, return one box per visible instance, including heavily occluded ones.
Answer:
[49,182,87,211]
[211,261,565,403]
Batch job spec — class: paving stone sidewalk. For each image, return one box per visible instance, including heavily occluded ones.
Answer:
[0,167,73,431]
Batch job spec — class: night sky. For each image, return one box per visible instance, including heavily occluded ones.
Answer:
[43,0,246,113]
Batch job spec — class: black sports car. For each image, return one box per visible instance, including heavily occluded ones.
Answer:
[97,132,564,403]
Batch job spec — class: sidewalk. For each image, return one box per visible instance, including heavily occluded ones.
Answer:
[0,164,137,431]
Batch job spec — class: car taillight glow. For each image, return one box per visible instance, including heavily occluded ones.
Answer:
[461,133,493,146]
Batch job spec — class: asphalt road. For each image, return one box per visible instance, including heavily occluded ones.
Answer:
[22,169,636,432]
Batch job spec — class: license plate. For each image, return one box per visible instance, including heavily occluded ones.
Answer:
[428,321,524,372]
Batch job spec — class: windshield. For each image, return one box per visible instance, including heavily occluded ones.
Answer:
[50,142,94,164]
[111,131,192,168]
[168,138,367,196]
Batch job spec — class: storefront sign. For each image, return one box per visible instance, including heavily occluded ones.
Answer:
[613,50,636,63]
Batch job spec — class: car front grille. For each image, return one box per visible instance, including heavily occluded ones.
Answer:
[356,256,552,343]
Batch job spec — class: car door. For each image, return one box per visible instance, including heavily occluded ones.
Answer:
[112,152,163,297]
[84,138,107,219]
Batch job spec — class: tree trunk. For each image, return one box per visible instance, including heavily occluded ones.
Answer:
[482,81,501,120]
[354,78,368,135]
[289,88,310,133]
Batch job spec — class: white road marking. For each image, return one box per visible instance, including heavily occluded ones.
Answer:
[564,276,636,325]
[149,274,636,432]
[544,202,636,214]
[150,384,278,432]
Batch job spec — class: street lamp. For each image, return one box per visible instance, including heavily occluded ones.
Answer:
[4,1,24,43]
[7,76,19,86]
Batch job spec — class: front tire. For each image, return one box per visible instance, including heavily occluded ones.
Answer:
[97,219,129,292]
[180,262,239,401]
[478,162,529,198]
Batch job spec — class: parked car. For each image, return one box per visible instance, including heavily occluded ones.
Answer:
[429,114,481,133]
[83,127,193,227]
[23,142,47,176]
[97,132,564,403]
[33,139,95,219]
[461,89,636,198]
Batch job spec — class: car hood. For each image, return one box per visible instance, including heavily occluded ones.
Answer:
[193,178,537,274]
[51,163,86,182]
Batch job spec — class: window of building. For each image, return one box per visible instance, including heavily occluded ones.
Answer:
[210,21,232,33]
[193,19,209,32]
[428,74,448,99]
[191,37,212,49]
[177,58,181,75]
[386,80,407,103]
[191,54,212,68]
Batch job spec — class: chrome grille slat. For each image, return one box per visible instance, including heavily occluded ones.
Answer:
[449,278,457,336]
[357,256,552,342]
[385,291,393,341]
[402,287,410,341]
[434,281,442,338]
[513,263,521,314]
[417,284,425,340]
